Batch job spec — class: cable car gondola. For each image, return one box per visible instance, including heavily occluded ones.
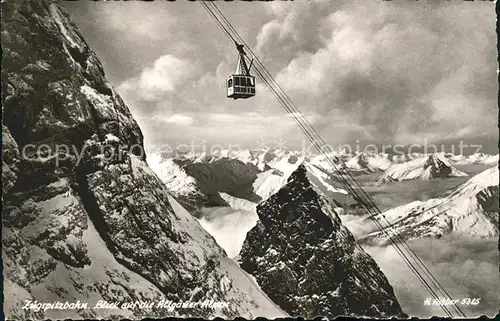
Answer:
[227,42,255,99]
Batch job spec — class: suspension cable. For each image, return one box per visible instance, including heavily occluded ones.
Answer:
[203,2,461,316]
[201,1,466,317]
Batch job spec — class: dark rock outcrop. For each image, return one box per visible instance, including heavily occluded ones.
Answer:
[239,165,406,319]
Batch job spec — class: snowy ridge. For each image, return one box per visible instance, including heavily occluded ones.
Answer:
[150,148,349,209]
[445,166,498,199]
[147,153,200,197]
[357,166,499,245]
[310,152,392,172]
[182,149,265,168]
[344,153,392,172]
[219,192,257,212]
[252,151,306,201]
[379,154,468,182]
[150,149,497,220]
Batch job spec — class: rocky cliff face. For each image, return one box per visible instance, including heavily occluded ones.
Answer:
[238,165,405,319]
[2,1,285,319]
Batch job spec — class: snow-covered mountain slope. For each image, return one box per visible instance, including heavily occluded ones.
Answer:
[148,153,200,197]
[357,166,499,245]
[379,154,468,182]
[238,165,406,319]
[148,153,261,217]
[219,192,258,212]
[151,148,496,220]
[308,151,391,173]
[197,205,259,259]
[252,150,306,201]
[348,152,391,172]
[2,1,286,318]
[147,154,213,215]
[181,148,272,171]
[150,149,349,216]
[303,163,352,206]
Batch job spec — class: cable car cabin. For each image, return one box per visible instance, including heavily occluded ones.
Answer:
[227,42,256,100]
[227,75,255,99]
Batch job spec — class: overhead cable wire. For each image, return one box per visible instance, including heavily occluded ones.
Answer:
[201,2,465,317]
[202,2,460,317]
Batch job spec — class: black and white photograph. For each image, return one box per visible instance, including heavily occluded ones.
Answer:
[2,0,498,319]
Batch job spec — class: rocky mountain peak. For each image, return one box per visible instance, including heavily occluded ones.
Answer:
[423,155,452,177]
[255,164,335,236]
[238,165,405,319]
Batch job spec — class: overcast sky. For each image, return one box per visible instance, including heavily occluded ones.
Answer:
[64,1,498,154]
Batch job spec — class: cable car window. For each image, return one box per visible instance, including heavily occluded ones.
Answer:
[242,78,247,86]
[235,77,240,86]
[249,78,254,86]
[228,79,233,87]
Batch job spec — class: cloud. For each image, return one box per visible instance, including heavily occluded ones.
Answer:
[258,1,496,143]
[94,4,170,41]
[364,235,498,318]
[209,112,318,125]
[339,214,378,237]
[203,112,299,142]
[254,2,340,67]
[255,20,282,54]
[65,1,497,149]
[118,54,196,101]
[153,114,195,126]
[198,207,258,258]
[209,113,241,123]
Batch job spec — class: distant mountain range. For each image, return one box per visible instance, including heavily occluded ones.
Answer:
[356,166,499,245]
[378,154,469,183]
[149,148,498,216]
[149,148,498,245]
